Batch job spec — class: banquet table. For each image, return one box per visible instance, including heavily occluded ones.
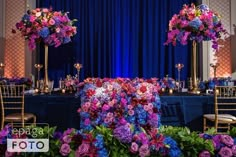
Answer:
[24,93,81,131]
[21,93,214,131]
[160,93,214,131]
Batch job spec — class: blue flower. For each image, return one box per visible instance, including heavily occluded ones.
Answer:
[97,148,109,157]
[22,14,30,21]
[164,136,182,157]
[189,17,202,29]
[63,37,71,44]
[198,4,209,12]
[39,27,50,38]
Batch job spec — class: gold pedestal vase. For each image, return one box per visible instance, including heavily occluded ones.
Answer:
[44,45,49,92]
[191,41,198,92]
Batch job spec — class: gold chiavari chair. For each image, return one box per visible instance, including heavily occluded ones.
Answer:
[0,85,36,129]
[203,86,236,133]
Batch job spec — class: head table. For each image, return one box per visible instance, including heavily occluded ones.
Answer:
[21,92,214,131]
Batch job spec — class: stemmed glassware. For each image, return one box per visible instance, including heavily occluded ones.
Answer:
[210,63,220,78]
[34,64,43,90]
[74,63,83,82]
[175,63,184,92]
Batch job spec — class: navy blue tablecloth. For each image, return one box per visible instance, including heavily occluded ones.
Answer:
[23,93,214,131]
[24,93,81,131]
[160,93,214,131]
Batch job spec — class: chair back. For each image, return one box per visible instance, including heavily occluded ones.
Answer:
[0,85,25,126]
[214,86,236,131]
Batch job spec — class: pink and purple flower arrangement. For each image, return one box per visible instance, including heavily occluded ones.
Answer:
[14,7,77,50]
[78,77,162,132]
[165,3,227,50]
[200,133,236,157]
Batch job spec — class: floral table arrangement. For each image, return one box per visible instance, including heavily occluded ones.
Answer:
[198,77,232,92]
[13,7,77,91]
[63,75,80,93]
[159,76,176,92]
[164,3,227,50]
[0,77,33,89]
[14,7,77,51]
[78,77,162,131]
[164,3,227,92]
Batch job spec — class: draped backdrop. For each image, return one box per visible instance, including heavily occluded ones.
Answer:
[36,0,198,86]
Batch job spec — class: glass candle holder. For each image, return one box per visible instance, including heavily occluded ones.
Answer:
[175,63,184,92]
[34,64,43,89]
[0,62,5,78]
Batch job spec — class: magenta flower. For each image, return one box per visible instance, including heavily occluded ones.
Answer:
[199,150,211,157]
[130,142,139,153]
[76,143,90,156]
[62,135,72,143]
[139,144,150,157]
[218,146,233,157]
[221,135,234,146]
[232,145,236,155]
[59,143,71,156]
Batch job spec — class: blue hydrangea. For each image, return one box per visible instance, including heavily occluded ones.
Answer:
[63,37,71,44]
[198,4,209,12]
[39,27,50,38]
[189,17,202,29]
[164,136,182,157]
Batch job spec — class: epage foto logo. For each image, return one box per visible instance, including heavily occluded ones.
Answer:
[7,123,49,152]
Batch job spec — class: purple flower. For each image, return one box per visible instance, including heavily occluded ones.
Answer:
[213,135,222,149]
[62,135,72,143]
[232,145,236,155]
[113,125,132,143]
[139,144,150,157]
[218,146,233,157]
[199,150,211,157]
[221,135,234,146]
[76,143,90,156]
[59,143,71,156]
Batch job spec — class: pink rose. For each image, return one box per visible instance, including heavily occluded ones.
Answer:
[60,143,71,156]
[76,143,90,156]
[139,144,150,157]
[62,135,72,143]
[130,142,139,153]
[49,19,55,25]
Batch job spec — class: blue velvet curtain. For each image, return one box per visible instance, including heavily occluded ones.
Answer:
[37,0,197,86]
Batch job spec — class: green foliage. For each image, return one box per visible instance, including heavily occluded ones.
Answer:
[94,126,130,157]
[204,127,217,135]
[159,126,215,157]
[228,126,236,137]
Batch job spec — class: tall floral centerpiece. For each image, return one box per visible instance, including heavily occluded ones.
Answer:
[14,8,77,90]
[165,3,227,92]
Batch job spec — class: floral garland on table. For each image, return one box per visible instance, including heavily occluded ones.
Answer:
[159,77,176,90]
[64,75,80,92]
[13,7,77,50]
[198,77,232,91]
[165,3,227,50]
